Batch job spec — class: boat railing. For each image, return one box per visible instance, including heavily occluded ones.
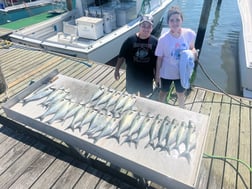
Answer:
[0,0,53,10]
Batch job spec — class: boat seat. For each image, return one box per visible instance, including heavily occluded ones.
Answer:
[57,32,78,44]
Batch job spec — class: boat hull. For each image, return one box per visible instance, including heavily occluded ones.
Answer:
[237,0,252,98]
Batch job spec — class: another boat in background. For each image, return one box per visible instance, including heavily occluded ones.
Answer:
[237,0,252,98]
[0,0,56,25]
[9,0,173,64]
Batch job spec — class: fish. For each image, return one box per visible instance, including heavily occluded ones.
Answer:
[62,101,82,121]
[22,87,54,105]
[164,118,179,153]
[80,108,98,126]
[132,113,155,148]
[113,93,130,112]
[122,112,146,144]
[66,103,90,131]
[179,120,197,164]
[84,110,107,136]
[46,98,72,124]
[145,114,163,149]
[92,117,120,143]
[90,85,106,102]
[172,121,188,153]
[40,87,70,107]
[106,91,122,108]
[155,116,171,149]
[121,95,137,112]
[111,109,138,143]
[40,89,70,107]
[37,99,67,121]
[95,88,115,106]
[87,111,113,138]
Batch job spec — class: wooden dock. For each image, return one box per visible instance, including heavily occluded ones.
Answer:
[0,44,251,189]
[0,27,13,39]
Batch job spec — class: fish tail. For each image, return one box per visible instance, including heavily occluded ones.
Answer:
[93,137,99,144]
[108,133,120,143]
[35,115,44,121]
[159,146,168,152]
[64,124,75,132]
[130,138,139,149]
[155,142,163,150]
[172,145,180,153]
[179,151,192,164]
[123,135,132,144]
[144,140,154,149]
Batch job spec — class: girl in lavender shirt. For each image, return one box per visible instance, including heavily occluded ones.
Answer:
[155,6,198,108]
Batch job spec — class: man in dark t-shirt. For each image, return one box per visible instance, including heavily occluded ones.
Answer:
[114,14,158,97]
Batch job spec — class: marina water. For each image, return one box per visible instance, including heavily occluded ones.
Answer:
[164,0,241,96]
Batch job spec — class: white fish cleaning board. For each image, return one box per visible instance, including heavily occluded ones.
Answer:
[2,69,209,189]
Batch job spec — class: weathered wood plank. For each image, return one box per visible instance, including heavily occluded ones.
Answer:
[7,56,63,88]
[52,160,87,189]
[208,94,231,189]
[0,140,45,188]
[0,135,36,175]
[202,92,222,189]
[184,87,197,110]
[30,153,74,189]
[0,130,26,158]
[8,148,61,189]
[0,125,15,143]
[74,166,104,189]
[223,97,241,189]
[196,90,214,189]
[238,98,251,189]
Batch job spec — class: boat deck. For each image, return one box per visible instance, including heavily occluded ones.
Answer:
[0,44,251,189]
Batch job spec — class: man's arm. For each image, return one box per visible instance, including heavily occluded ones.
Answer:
[114,57,125,80]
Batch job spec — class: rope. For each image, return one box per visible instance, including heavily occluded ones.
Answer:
[203,153,252,172]
[0,39,13,49]
[196,61,252,108]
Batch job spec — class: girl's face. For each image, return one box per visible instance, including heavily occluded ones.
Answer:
[168,13,183,32]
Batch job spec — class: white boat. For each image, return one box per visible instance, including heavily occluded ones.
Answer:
[0,0,53,12]
[9,0,173,64]
[238,0,252,98]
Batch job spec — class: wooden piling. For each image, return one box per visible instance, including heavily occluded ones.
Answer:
[195,0,213,53]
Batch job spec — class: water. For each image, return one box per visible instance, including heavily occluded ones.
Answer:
[0,4,53,25]
[164,0,242,96]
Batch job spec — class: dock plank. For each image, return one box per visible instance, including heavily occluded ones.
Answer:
[224,97,241,189]
[238,99,252,189]
[51,161,87,189]
[209,94,230,189]
[8,148,61,189]
[0,125,15,143]
[0,130,25,158]
[30,154,75,189]
[0,134,35,175]
[0,141,46,188]
[73,166,104,189]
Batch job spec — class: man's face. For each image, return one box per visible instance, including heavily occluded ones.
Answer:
[139,22,153,39]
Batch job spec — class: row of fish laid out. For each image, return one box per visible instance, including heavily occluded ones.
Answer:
[88,85,137,112]
[21,85,137,114]
[20,85,197,163]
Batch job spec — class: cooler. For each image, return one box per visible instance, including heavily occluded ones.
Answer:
[76,16,104,40]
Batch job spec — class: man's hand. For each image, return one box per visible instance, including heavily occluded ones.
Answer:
[114,69,120,80]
